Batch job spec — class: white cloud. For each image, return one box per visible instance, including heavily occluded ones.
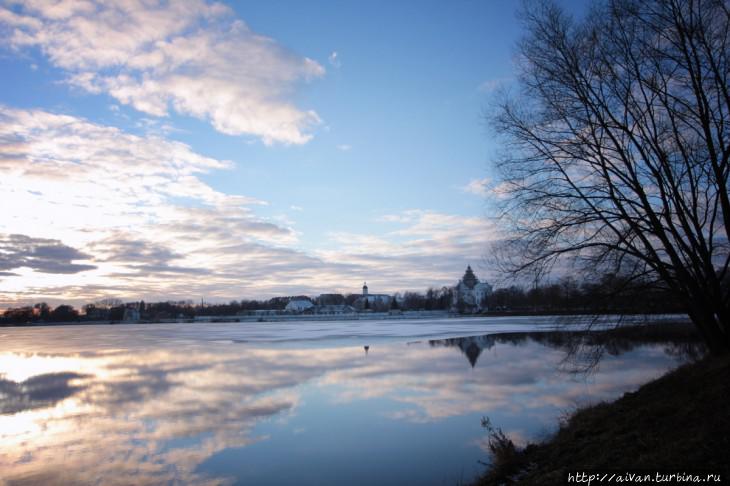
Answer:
[477,77,510,93]
[378,213,416,223]
[319,209,499,292]
[0,106,312,303]
[490,182,511,199]
[463,177,510,199]
[1,0,325,145]
[0,106,499,305]
[328,51,341,68]
[336,144,351,151]
[390,210,487,238]
[463,177,492,197]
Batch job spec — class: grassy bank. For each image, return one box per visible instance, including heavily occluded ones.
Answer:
[473,354,730,485]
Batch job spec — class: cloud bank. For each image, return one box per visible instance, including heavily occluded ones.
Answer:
[0,234,95,275]
[0,105,496,306]
[1,0,324,144]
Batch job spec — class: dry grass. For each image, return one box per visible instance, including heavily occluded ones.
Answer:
[472,355,730,485]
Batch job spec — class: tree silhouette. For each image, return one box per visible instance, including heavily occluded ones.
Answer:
[390,296,399,310]
[50,305,78,322]
[492,0,730,353]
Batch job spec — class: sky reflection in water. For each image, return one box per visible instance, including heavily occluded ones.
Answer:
[0,323,692,485]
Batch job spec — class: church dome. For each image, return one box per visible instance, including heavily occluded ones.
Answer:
[461,265,478,289]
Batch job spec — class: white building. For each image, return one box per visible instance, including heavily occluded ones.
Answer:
[354,282,392,310]
[314,304,356,315]
[452,266,492,313]
[285,299,314,313]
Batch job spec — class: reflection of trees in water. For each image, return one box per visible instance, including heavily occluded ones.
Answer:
[662,341,707,363]
[429,326,706,373]
[550,327,707,374]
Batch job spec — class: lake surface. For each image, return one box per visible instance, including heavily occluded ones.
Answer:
[0,317,694,485]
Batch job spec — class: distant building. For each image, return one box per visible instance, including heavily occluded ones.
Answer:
[123,306,140,322]
[84,305,110,321]
[285,299,315,313]
[313,304,356,315]
[452,266,492,313]
[354,282,392,311]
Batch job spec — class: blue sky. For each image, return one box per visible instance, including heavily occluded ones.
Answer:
[0,0,581,305]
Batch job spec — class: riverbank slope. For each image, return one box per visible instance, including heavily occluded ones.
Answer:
[474,354,730,485]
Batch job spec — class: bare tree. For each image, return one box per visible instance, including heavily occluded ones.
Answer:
[492,0,730,353]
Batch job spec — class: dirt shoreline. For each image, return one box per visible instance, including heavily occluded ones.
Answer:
[472,353,730,485]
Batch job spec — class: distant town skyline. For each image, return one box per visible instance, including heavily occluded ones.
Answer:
[0,1,583,306]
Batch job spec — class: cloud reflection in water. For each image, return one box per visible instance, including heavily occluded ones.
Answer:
[0,329,690,485]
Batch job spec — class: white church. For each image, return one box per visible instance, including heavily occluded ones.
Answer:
[451,265,492,313]
[354,282,392,310]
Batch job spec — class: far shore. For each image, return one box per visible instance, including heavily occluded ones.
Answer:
[0,312,690,327]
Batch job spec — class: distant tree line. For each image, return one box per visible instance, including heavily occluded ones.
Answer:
[1,302,81,324]
[489,274,688,315]
[1,275,689,325]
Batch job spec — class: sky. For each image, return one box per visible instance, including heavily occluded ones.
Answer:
[0,0,571,306]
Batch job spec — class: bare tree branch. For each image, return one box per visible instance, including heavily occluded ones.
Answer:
[491,0,730,354]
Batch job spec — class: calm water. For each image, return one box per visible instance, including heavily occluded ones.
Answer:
[0,318,693,485]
